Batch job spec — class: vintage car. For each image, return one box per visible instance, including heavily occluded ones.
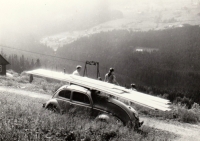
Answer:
[43,84,143,129]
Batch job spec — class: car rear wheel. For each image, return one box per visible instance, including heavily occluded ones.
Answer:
[95,114,124,126]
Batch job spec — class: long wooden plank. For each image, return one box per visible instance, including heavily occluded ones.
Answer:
[26,69,170,105]
[26,69,171,111]
[26,69,171,110]
[71,75,170,104]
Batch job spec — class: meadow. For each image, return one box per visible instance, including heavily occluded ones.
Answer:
[0,92,177,141]
[0,71,200,140]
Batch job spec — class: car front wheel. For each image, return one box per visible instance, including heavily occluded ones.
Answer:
[47,104,59,113]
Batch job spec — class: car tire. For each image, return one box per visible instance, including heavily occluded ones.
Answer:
[96,114,110,122]
[95,114,124,126]
[47,104,59,113]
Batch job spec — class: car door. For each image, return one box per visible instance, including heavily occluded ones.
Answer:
[56,89,72,113]
[70,91,92,115]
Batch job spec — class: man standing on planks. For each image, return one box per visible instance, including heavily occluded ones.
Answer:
[72,65,82,76]
[104,68,119,85]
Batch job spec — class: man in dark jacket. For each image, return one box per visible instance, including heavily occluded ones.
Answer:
[104,68,119,85]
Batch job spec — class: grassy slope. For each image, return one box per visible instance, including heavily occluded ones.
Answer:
[0,91,177,141]
[0,70,66,95]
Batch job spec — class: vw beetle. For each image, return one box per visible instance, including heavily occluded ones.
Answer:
[43,85,143,129]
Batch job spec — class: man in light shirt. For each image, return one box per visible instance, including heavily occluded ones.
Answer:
[72,65,82,76]
[130,83,136,91]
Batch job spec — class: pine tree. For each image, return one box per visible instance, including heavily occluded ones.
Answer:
[0,48,4,56]
[31,59,34,69]
[13,54,20,73]
[35,59,41,68]
[25,58,30,70]
[20,55,25,72]
[7,55,12,70]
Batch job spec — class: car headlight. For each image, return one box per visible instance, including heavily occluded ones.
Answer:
[128,106,139,118]
[134,112,139,119]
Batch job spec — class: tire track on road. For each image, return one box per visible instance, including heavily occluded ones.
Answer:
[0,86,51,100]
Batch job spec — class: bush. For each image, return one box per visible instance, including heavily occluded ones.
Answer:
[42,84,47,91]
[179,109,198,123]
[175,96,193,108]
[192,102,200,109]
[6,81,14,86]
[191,103,200,122]
[173,104,199,123]
[16,76,29,83]
[7,69,19,77]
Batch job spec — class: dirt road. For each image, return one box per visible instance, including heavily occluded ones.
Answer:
[0,86,199,141]
[0,86,51,99]
[141,117,200,141]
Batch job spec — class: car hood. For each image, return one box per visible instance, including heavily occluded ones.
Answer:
[93,97,139,119]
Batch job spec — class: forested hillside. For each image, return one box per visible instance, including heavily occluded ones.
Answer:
[57,25,200,105]
[2,25,200,105]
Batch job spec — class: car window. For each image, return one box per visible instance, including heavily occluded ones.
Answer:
[72,92,90,104]
[58,90,71,99]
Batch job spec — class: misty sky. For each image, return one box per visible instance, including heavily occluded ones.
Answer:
[0,0,192,40]
[0,0,131,35]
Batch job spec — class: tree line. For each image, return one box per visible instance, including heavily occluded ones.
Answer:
[1,50,41,73]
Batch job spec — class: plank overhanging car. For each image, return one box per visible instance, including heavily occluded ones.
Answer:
[26,69,171,129]
[43,84,143,129]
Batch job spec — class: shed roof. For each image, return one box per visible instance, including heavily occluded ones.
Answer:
[0,54,9,65]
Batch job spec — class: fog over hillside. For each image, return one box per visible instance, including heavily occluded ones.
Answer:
[39,0,200,50]
[1,0,200,51]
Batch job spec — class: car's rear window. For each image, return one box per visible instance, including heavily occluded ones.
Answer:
[72,92,90,104]
[58,90,71,99]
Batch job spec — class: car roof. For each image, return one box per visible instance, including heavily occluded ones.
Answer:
[58,84,90,95]
[68,85,89,92]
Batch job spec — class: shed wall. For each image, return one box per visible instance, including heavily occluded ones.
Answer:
[0,65,6,75]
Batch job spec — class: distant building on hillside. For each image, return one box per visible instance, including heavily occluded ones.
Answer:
[134,47,159,53]
[0,54,10,75]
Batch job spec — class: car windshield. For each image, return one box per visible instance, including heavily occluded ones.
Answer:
[58,90,71,99]
[72,92,90,104]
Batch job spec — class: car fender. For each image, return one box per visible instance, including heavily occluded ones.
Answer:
[45,99,60,110]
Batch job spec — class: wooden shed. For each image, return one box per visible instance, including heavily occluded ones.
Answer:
[0,54,9,75]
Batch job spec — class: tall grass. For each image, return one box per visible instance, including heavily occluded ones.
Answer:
[0,92,176,141]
